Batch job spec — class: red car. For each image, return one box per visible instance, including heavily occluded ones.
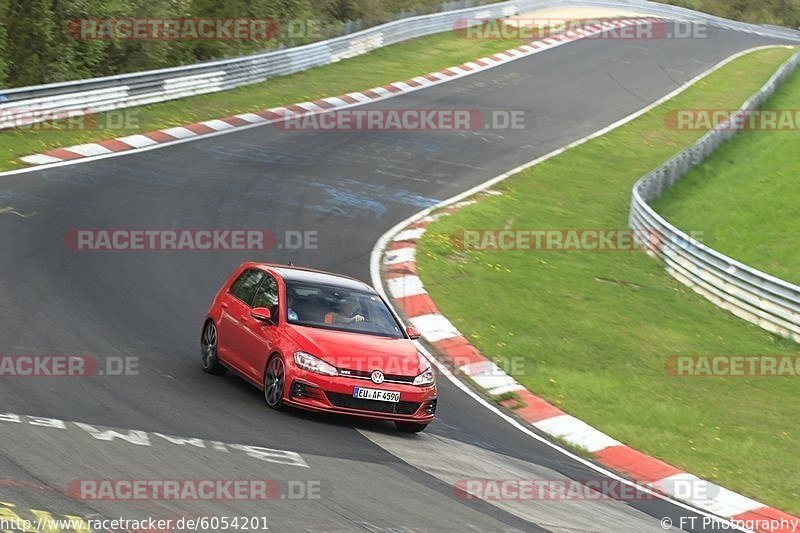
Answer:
[201,262,437,432]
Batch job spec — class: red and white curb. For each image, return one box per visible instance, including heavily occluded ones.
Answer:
[379,212,799,533]
[20,18,661,166]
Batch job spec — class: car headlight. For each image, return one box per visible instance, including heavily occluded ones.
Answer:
[293,351,338,376]
[413,368,434,386]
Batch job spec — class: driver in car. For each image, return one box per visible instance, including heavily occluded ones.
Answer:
[287,291,299,321]
[325,298,365,324]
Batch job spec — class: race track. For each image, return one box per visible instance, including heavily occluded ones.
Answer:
[0,24,788,532]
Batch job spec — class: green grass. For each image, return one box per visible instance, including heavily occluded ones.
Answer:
[0,29,532,172]
[652,68,800,286]
[415,46,800,514]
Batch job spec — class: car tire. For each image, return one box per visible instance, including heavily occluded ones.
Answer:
[201,321,227,375]
[264,355,285,410]
[395,422,428,433]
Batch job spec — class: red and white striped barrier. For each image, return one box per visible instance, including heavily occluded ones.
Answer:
[20,18,660,166]
[380,210,799,533]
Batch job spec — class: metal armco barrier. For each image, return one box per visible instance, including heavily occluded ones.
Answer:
[1,0,799,129]
[1,1,798,339]
[629,52,800,342]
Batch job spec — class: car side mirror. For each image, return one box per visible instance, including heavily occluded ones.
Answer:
[406,326,421,340]
[251,307,272,322]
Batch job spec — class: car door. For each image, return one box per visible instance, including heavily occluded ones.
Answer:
[241,273,281,380]
[218,268,264,379]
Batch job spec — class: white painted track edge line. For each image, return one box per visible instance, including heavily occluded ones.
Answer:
[370,45,794,532]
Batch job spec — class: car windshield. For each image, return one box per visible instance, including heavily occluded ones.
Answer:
[285,281,404,338]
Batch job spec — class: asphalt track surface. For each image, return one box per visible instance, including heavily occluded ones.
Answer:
[0,24,791,533]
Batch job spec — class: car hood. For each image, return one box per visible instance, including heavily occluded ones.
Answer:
[287,325,426,376]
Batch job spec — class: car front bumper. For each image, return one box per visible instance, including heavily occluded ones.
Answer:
[284,370,437,423]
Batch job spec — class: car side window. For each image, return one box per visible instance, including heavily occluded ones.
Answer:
[229,269,265,305]
[252,275,278,310]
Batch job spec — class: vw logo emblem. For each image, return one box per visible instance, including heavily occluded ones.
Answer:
[370,370,385,384]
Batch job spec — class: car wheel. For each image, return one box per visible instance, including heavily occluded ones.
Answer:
[264,355,285,410]
[201,321,227,375]
[395,422,428,433]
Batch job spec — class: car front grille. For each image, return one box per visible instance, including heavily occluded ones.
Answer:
[339,368,415,384]
[324,392,421,415]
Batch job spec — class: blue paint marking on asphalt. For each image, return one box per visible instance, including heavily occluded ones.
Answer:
[308,177,439,218]
[310,182,388,218]
[6,154,439,219]
[380,135,456,154]
[391,191,439,208]
[203,145,317,165]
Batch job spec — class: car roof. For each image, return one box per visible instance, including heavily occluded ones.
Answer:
[261,264,375,293]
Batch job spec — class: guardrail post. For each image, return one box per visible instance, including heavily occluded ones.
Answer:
[627,52,800,342]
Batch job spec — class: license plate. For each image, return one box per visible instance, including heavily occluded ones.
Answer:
[353,387,400,403]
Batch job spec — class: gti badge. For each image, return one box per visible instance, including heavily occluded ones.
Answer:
[370,370,385,384]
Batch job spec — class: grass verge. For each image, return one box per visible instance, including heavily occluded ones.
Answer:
[415,46,800,514]
[652,67,800,286]
[0,29,531,172]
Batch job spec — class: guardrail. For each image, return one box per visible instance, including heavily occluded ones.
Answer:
[2,0,799,130]
[629,51,800,343]
[0,1,520,129]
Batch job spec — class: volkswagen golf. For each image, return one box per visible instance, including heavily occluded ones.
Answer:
[201,262,437,432]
